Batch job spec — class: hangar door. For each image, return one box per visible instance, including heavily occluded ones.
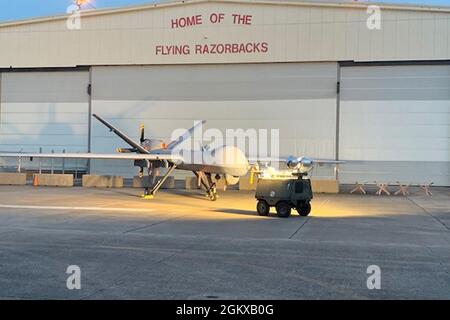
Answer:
[91,63,338,177]
[0,71,90,172]
[339,65,450,186]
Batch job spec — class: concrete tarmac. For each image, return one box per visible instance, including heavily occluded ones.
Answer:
[0,185,448,299]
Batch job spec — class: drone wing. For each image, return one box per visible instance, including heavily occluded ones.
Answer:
[92,114,149,154]
[0,152,184,163]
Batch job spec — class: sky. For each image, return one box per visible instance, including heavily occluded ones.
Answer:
[0,0,449,22]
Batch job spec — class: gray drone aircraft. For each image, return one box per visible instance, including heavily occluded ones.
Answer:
[0,114,342,201]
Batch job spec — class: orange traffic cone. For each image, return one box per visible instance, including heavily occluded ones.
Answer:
[33,174,39,186]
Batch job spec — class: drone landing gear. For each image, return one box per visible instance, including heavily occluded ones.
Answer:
[193,171,218,201]
[142,164,177,199]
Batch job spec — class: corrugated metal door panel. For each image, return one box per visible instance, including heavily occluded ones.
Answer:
[91,63,338,178]
[339,65,450,186]
[0,71,90,171]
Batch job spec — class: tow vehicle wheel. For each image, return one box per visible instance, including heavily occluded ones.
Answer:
[297,202,311,216]
[276,202,291,218]
[256,200,270,216]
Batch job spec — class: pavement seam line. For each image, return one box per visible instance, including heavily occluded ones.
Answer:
[122,213,188,234]
[288,217,310,239]
[288,198,329,239]
[80,241,195,299]
[406,197,450,232]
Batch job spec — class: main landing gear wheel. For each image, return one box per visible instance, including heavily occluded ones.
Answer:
[296,202,311,216]
[207,187,218,201]
[256,200,270,216]
[208,192,218,201]
[276,202,291,218]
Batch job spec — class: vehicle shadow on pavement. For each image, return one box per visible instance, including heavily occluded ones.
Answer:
[213,208,276,217]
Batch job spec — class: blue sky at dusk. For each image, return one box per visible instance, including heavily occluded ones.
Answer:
[1,0,449,22]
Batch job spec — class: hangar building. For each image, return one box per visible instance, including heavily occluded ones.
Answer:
[0,0,449,185]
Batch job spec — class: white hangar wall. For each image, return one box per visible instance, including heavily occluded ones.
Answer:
[89,62,450,185]
[339,64,450,185]
[0,71,90,171]
[1,63,448,184]
[0,0,450,67]
[90,63,338,178]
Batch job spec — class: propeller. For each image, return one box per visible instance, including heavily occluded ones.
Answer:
[140,124,145,144]
[116,147,135,153]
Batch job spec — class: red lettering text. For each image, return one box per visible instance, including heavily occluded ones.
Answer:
[171,15,203,28]
[209,13,225,24]
[155,45,190,55]
[232,14,252,25]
